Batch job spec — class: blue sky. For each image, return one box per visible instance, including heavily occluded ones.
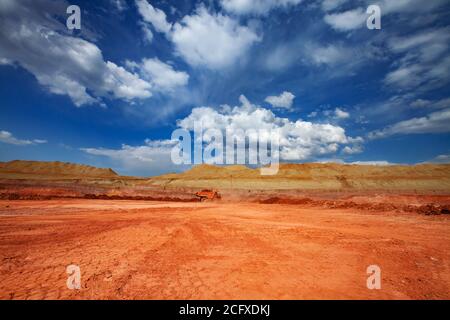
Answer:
[0,0,449,176]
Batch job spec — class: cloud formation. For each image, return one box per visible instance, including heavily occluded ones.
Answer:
[126,58,189,93]
[384,28,450,92]
[324,8,366,31]
[220,0,303,16]
[265,91,295,109]
[369,108,450,139]
[334,108,350,119]
[135,1,261,69]
[82,139,185,176]
[323,0,448,32]
[178,95,361,161]
[82,95,364,173]
[0,0,160,107]
[424,154,450,164]
[410,98,450,109]
[136,0,172,34]
[0,130,47,146]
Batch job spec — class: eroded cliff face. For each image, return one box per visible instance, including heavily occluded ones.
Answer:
[0,160,118,178]
[150,163,450,192]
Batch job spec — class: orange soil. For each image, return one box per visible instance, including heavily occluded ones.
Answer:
[0,199,449,300]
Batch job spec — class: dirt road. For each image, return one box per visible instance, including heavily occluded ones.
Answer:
[0,200,449,299]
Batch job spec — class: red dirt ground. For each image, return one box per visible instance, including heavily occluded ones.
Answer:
[1,199,449,300]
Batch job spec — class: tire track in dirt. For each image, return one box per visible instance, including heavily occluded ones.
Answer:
[0,200,449,299]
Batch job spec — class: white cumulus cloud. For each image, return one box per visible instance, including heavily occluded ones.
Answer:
[135,2,261,69]
[265,91,295,109]
[0,0,155,107]
[126,58,189,93]
[324,8,367,32]
[171,6,261,69]
[135,0,172,34]
[334,108,350,119]
[178,95,360,161]
[83,95,364,174]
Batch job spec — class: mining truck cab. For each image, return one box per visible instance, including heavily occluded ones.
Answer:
[195,190,221,202]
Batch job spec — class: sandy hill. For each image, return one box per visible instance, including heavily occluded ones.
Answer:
[150,163,450,192]
[0,160,118,179]
[1,160,449,193]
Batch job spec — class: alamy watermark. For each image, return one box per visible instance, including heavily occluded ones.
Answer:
[66,264,81,290]
[367,5,381,30]
[64,4,380,32]
[366,265,381,290]
[66,5,81,30]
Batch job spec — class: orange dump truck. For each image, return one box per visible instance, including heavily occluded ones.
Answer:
[195,190,221,201]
